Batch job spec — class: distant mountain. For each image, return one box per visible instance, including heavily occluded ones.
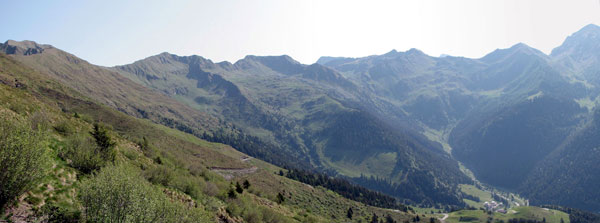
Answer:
[115,51,472,206]
[518,23,600,211]
[450,43,587,190]
[318,26,598,210]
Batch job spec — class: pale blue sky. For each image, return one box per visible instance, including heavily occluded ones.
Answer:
[2,0,600,66]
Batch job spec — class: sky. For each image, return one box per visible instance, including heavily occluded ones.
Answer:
[2,0,600,66]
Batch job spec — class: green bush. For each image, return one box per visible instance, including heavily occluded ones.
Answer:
[91,122,115,152]
[41,202,81,223]
[0,117,50,211]
[79,164,211,223]
[53,120,76,136]
[29,111,51,131]
[59,135,106,174]
[144,165,174,186]
[226,195,293,223]
[59,122,117,174]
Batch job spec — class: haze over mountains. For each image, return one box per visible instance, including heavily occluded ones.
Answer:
[3,23,600,215]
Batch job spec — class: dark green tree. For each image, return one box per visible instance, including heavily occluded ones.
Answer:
[276,192,285,204]
[371,213,379,223]
[243,179,251,189]
[347,207,354,219]
[235,182,244,193]
[227,188,237,199]
[386,214,396,223]
[91,123,115,151]
[413,215,420,222]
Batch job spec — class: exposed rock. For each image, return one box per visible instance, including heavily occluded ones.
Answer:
[0,40,52,56]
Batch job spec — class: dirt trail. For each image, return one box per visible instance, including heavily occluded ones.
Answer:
[439,213,449,223]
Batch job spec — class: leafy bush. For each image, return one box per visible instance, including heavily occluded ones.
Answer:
[144,165,175,186]
[59,122,118,174]
[53,120,76,136]
[226,195,293,223]
[0,117,50,211]
[79,164,211,223]
[29,111,51,131]
[41,202,81,223]
[59,135,106,174]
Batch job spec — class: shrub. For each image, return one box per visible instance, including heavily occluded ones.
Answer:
[204,182,219,197]
[0,117,50,211]
[53,120,76,136]
[59,135,106,174]
[144,165,174,186]
[79,164,211,222]
[29,111,51,131]
[41,202,81,223]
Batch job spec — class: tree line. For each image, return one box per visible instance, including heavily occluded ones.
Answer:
[284,168,411,211]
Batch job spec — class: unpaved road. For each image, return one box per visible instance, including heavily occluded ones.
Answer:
[439,213,449,223]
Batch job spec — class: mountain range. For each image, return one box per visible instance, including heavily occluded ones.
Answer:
[2,24,600,215]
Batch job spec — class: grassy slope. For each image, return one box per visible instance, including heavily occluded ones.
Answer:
[460,184,527,209]
[6,43,226,141]
[0,52,417,222]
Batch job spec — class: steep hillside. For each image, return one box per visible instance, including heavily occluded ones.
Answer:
[0,40,310,170]
[519,104,600,212]
[319,42,587,191]
[514,24,600,212]
[449,43,587,190]
[115,51,472,206]
[0,52,419,222]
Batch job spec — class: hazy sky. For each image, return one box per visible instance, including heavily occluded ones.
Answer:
[2,0,600,66]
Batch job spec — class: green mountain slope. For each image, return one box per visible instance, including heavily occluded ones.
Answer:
[518,24,600,212]
[319,42,588,191]
[114,51,471,206]
[0,52,419,222]
[0,40,310,169]
[520,108,600,212]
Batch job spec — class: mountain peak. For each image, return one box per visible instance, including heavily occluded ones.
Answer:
[481,42,545,63]
[236,54,304,74]
[511,42,529,49]
[577,23,600,34]
[406,48,424,54]
[383,49,398,56]
[1,40,52,55]
[551,24,600,58]
[243,54,299,64]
